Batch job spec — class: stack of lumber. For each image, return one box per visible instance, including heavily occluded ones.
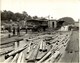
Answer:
[4,52,25,63]
[26,44,39,61]
[37,31,72,63]
[1,31,72,63]
[44,51,60,63]
[39,40,47,51]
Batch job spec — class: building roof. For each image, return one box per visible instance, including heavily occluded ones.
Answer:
[27,19,60,22]
[27,19,48,22]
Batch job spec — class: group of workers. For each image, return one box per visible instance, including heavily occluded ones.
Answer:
[8,25,21,38]
[8,24,28,38]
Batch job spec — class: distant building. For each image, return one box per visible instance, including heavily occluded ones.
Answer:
[26,19,65,32]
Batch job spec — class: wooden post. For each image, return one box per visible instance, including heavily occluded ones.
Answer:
[39,40,43,51]
[15,42,18,49]
[15,38,23,48]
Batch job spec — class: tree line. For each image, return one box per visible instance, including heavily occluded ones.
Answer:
[1,10,32,21]
[1,10,47,22]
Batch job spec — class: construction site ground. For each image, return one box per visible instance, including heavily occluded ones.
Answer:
[0,30,79,63]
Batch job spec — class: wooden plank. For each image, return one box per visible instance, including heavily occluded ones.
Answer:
[44,51,60,63]
[36,44,51,60]
[21,53,25,63]
[36,51,48,60]
[14,42,18,49]
[27,44,39,61]
[37,45,58,63]
[57,35,70,51]
[26,48,34,60]
[37,39,58,60]
[37,51,52,63]
[50,35,61,44]
[39,40,43,51]
[17,52,23,63]
[7,44,28,57]
[27,42,31,53]
[43,41,47,52]
[26,42,35,60]
[11,53,19,63]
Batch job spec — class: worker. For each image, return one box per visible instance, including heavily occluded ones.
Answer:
[1,25,4,32]
[8,25,11,38]
[13,25,16,36]
[17,25,20,36]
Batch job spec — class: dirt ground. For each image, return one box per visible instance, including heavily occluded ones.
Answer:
[0,30,79,63]
[59,30,79,63]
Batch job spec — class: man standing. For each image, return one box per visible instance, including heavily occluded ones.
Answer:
[8,25,12,38]
[13,25,16,36]
[17,25,20,36]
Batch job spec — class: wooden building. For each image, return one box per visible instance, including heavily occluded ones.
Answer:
[26,19,65,32]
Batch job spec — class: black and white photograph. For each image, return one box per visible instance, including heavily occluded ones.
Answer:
[0,0,80,63]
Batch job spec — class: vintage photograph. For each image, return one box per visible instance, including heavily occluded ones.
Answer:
[0,0,80,63]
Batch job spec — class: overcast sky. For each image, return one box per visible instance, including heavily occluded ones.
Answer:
[1,0,80,21]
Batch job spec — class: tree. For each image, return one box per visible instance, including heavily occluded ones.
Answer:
[33,16,38,19]
[1,10,15,21]
[7,11,14,21]
[1,10,32,22]
[27,15,32,20]
[40,17,47,20]
[58,17,75,25]
[22,11,28,20]
[1,10,8,20]
[15,13,23,21]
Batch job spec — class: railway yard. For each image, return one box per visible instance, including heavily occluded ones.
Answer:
[0,30,79,63]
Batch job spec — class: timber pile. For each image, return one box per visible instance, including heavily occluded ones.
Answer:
[1,31,72,63]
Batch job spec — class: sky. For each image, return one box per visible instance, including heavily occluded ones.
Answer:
[1,0,80,21]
